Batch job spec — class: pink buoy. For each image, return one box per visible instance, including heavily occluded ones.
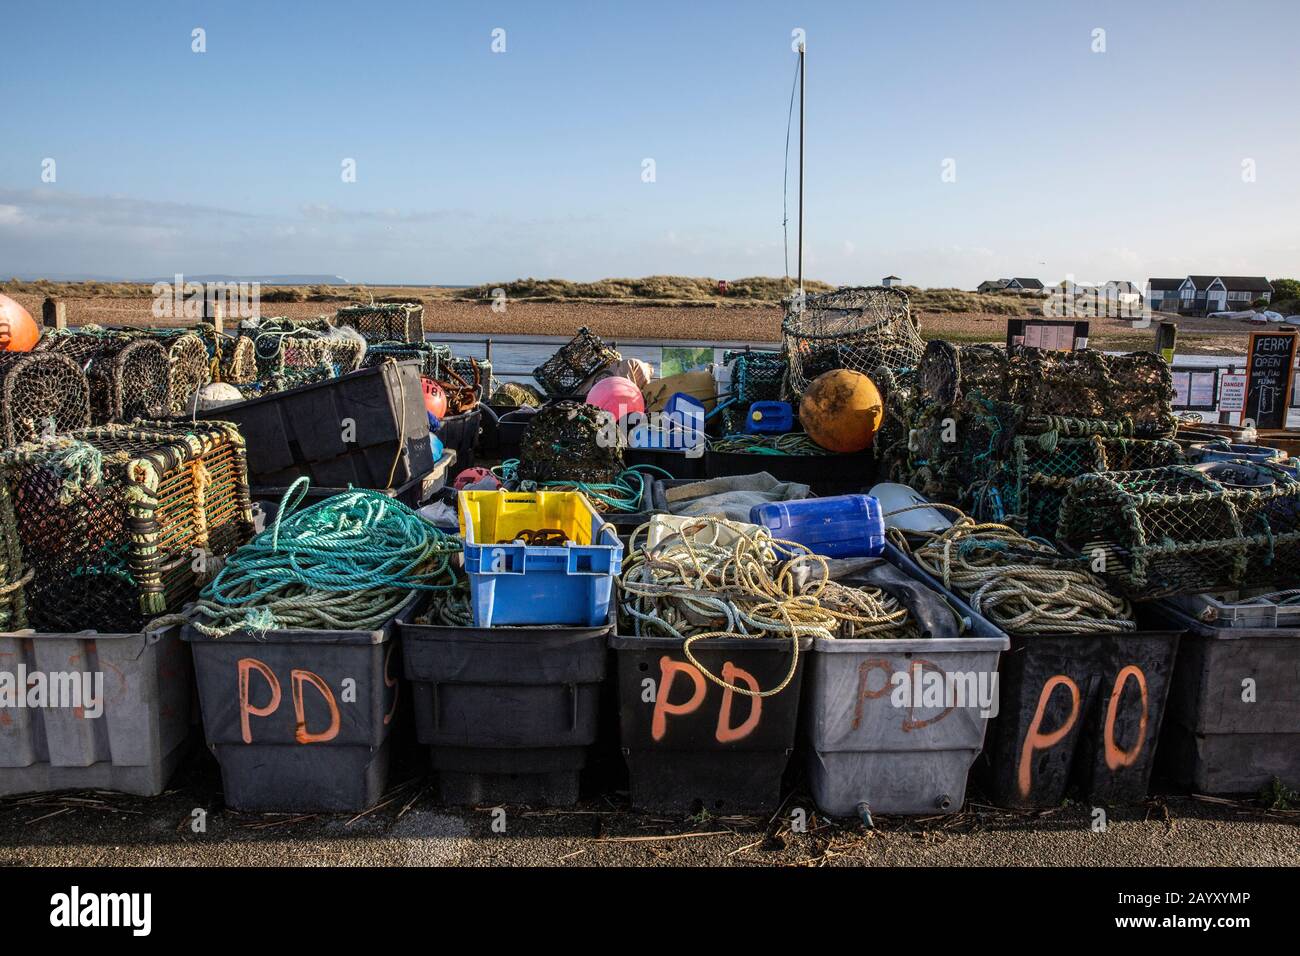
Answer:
[586,375,645,420]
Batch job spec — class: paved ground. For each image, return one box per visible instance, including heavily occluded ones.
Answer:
[2,750,1294,867]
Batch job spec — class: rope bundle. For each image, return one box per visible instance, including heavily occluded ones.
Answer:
[493,460,670,513]
[189,478,460,637]
[891,513,1134,635]
[620,516,912,697]
[708,432,832,456]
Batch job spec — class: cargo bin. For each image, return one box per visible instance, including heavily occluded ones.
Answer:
[705,447,876,496]
[901,552,1183,807]
[802,544,1009,817]
[1151,601,1300,794]
[182,596,417,812]
[624,445,707,480]
[436,406,482,472]
[459,490,623,628]
[978,625,1181,807]
[251,448,456,519]
[195,360,433,489]
[398,612,610,806]
[0,624,192,797]
[611,632,812,814]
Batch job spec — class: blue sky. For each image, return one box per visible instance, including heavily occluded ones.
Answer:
[1,0,1296,287]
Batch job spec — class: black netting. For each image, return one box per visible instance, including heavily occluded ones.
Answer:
[0,352,92,447]
[36,330,171,424]
[0,421,255,632]
[532,327,620,397]
[334,303,425,343]
[1057,461,1300,598]
[363,342,452,378]
[781,286,923,398]
[517,401,623,483]
[245,317,366,379]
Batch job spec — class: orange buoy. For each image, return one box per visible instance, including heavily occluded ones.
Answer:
[0,294,40,352]
[798,369,884,453]
[421,377,449,419]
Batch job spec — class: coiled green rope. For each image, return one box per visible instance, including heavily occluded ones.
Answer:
[188,477,461,637]
[492,461,672,512]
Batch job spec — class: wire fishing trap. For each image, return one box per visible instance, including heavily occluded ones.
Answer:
[123,329,213,414]
[781,286,923,399]
[35,327,171,425]
[618,516,917,697]
[0,421,255,633]
[1056,460,1300,599]
[334,302,425,344]
[186,477,462,638]
[362,341,453,379]
[532,326,620,398]
[887,508,1134,636]
[0,351,91,447]
[518,400,624,484]
[246,316,367,380]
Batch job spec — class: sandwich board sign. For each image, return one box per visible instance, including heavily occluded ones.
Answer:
[1242,331,1298,429]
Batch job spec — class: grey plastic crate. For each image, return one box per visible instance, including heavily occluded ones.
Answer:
[0,624,193,796]
[1153,602,1300,794]
[183,595,419,812]
[1171,589,1300,630]
[803,544,1010,817]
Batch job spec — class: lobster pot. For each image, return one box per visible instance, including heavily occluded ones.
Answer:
[1057,461,1300,599]
[133,330,212,414]
[246,317,366,380]
[433,353,493,404]
[0,352,91,447]
[781,286,922,398]
[37,332,171,425]
[0,421,255,633]
[196,323,257,385]
[335,303,425,343]
[532,327,620,398]
[918,342,1176,437]
[987,426,1182,538]
[722,349,786,433]
[363,341,452,378]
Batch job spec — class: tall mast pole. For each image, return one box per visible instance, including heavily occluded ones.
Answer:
[797,42,805,304]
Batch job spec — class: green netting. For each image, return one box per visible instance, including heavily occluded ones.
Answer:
[334,303,424,344]
[1057,461,1300,598]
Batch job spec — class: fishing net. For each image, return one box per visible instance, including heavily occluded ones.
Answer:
[126,330,212,414]
[246,317,366,379]
[532,327,621,397]
[781,286,923,398]
[489,381,544,407]
[1056,461,1300,599]
[918,343,1176,437]
[36,329,171,425]
[517,401,624,484]
[980,418,1183,538]
[362,341,453,378]
[334,303,425,344]
[722,349,786,433]
[194,323,257,385]
[0,352,92,447]
[0,421,255,633]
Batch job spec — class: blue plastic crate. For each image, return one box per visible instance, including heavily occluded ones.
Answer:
[459,490,624,627]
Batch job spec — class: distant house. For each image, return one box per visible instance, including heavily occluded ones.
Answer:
[1146,278,1183,311]
[1104,280,1143,305]
[882,275,901,288]
[1148,275,1273,315]
[977,277,1043,293]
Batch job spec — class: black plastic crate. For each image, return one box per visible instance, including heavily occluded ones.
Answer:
[250,448,457,521]
[195,360,433,488]
[398,613,610,806]
[182,595,419,813]
[610,633,812,814]
[705,447,876,495]
[436,406,481,473]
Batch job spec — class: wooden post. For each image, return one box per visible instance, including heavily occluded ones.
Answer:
[41,296,66,330]
[1155,321,1177,364]
[485,337,493,366]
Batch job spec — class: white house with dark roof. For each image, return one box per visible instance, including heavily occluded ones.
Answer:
[1148,275,1273,315]
[976,277,1044,293]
